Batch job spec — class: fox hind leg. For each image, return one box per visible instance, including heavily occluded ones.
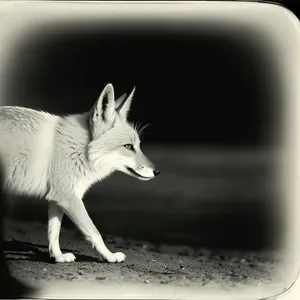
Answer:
[48,201,76,263]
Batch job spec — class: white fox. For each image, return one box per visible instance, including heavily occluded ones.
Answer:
[0,83,160,263]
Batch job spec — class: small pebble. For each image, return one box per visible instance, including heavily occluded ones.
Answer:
[144,279,150,283]
[95,276,106,280]
[160,280,171,284]
[220,255,228,261]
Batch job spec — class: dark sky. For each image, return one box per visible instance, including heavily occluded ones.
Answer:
[4,22,282,147]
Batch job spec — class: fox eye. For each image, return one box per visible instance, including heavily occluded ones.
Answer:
[124,144,134,151]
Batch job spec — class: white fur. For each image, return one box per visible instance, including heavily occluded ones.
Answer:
[0,83,159,263]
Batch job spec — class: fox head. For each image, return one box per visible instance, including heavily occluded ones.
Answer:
[88,83,160,181]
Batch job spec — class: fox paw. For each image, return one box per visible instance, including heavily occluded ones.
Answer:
[53,252,76,263]
[103,252,126,263]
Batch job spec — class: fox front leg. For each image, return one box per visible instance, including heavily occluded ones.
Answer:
[48,202,76,263]
[56,196,126,263]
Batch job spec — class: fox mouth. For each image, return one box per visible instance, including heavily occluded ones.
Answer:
[126,167,152,179]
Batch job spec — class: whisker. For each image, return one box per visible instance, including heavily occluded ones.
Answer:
[138,123,152,140]
[134,122,142,133]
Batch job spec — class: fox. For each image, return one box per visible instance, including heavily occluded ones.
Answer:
[0,83,160,263]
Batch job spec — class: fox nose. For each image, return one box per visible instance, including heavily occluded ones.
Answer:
[153,169,160,177]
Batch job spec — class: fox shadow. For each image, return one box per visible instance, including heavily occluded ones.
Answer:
[4,239,100,263]
[0,164,38,298]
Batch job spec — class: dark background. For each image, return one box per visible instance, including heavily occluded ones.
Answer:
[4,21,281,147]
[3,15,285,251]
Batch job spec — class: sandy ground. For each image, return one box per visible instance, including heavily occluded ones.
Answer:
[1,148,295,298]
[3,217,291,299]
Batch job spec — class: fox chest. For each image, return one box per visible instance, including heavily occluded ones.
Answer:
[73,169,112,200]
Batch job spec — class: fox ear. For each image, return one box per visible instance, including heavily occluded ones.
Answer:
[116,86,135,121]
[90,83,116,138]
[115,93,127,110]
[93,83,116,123]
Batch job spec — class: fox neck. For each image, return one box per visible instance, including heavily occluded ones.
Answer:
[58,112,116,199]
